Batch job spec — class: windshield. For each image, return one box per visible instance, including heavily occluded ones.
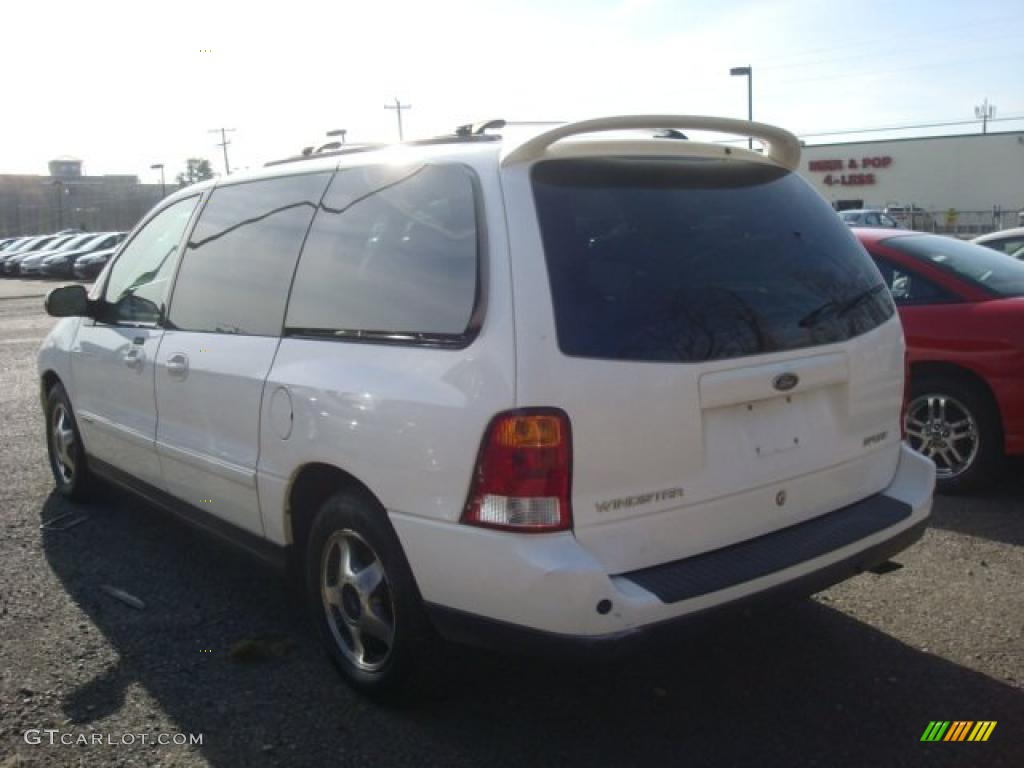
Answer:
[532,157,894,363]
[882,234,1024,297]
[56,234,93,251]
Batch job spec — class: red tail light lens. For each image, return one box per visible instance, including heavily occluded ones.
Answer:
[462,408,572,532]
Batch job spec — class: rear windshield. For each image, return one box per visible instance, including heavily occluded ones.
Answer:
[532,157,894,363]
[881,234,1024,297]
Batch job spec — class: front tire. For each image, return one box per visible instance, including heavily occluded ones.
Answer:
[44,383,95,500]
[304,490,430,698]
[904,374,1002,493]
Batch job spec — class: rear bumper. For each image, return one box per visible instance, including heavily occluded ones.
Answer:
[392,443,934,647]
[426,513,927,656]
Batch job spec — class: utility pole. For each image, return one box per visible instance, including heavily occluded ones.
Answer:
[208,127,236,174]
[974,99,996,134]
[384,97,412,141]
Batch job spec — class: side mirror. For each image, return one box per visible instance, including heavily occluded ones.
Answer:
[45,284,91,318]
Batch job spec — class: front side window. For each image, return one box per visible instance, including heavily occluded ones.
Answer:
[532,157,894,363]
[168,173,332,336]
[102,196,199,325]
[286,164,479,343]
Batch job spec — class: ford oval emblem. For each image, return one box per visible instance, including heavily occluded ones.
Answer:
[773,372,799,392]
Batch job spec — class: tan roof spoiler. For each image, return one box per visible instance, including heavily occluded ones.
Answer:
[500,114,801,171]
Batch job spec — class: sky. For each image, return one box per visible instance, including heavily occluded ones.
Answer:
[2,0,1022,183]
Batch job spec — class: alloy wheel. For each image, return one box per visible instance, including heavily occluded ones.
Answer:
[50,403,76,484]
[320,530,396,672]
[904,394,979,480]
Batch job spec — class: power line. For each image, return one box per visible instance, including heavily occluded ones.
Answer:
[715,114,1024,145]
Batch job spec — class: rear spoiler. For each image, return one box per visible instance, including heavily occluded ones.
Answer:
[500,115,801,171]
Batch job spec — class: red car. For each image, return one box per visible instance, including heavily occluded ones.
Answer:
[854,229,1024,492]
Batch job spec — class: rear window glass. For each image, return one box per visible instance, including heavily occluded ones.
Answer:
[532,157,894,363]
[882,234,1024,297]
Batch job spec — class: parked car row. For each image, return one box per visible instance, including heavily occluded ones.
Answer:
[0,230,125,280]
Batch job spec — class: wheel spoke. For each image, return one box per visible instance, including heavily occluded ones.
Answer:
[947,443,965,465]
[338,538,356,580]
[359,606,393,644]
[324,585,342,610]
[352,560,384,598]
[937,397,948,423]
[348,627,366,666]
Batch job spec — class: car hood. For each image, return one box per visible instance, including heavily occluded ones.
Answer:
[75,248,117,263]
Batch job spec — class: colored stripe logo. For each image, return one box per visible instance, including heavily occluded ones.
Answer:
[921,721,996,742]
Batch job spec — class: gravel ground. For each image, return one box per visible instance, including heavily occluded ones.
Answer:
[1,290,1021,768]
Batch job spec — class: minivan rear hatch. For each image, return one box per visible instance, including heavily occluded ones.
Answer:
[506,154,905,573]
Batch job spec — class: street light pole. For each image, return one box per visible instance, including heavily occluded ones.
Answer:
[730,65,753,149]
[150,163,166,199]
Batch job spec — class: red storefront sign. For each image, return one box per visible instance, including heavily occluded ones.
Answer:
[807,156,893,185]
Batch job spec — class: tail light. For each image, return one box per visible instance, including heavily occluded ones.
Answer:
[462,408,572,532]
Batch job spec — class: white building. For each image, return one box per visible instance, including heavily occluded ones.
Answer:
[797,130,1024,234]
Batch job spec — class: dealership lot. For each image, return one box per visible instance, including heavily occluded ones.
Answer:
[1,286,1022,767]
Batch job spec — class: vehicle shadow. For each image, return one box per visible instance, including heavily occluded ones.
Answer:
[41,488,1023,768]
[928,457,1024,547]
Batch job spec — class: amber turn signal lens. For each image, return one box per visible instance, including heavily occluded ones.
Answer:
[495,415,563,448]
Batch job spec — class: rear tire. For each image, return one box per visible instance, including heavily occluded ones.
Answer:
[904,374,1002,494]
[304,490,432,699]
[44,383,95,501]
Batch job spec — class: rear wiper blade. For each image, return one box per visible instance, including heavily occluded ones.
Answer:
[798,283,887,329]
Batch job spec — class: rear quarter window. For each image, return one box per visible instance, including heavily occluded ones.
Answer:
[285,163,480,344]
[532,157,894,363]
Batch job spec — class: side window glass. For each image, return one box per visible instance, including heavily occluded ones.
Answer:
[285,164,479,340]
[994,238,1024,254]
[872,256,955,305]
[865,213,879,226]
[168,173,331,336]
[102,196,199,325]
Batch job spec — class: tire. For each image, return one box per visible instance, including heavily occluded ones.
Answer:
[904,374,1002,494]
[304,490,432,699]
[44,382,95,501]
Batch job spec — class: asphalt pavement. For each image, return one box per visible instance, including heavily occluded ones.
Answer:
[0,288,1021,767]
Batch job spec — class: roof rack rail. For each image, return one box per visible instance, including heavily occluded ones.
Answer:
[454,119,506,136]
[501,115,801,169]
[264,143,386,167]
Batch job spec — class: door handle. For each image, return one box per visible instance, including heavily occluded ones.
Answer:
[123,347,144,369]
[166,353,189,378]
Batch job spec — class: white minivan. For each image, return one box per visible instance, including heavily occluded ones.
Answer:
[39,116,934,695]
